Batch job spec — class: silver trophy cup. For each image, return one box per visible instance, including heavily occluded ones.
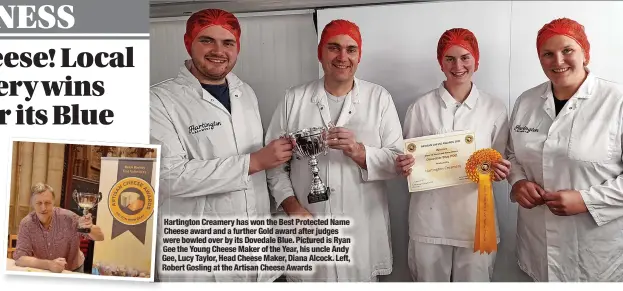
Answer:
[289,126,331,204]
[72,190,102,233]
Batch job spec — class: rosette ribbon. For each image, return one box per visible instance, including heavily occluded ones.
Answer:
[465,148,501,254]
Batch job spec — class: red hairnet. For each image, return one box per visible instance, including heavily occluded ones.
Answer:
[537,18,590,65]
[437,28,480,71]
[318,19,362,62]
[184,9,241,55]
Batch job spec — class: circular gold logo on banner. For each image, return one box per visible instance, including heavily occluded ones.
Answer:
[465,135,474,144]
[407,143,416,152]
[108,177,155,226]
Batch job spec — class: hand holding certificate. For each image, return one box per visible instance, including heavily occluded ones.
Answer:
[401,130,507,255]
[403,130,475,192]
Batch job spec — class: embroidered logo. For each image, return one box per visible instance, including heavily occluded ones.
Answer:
[189,121,222,134]
[514,125,539,133]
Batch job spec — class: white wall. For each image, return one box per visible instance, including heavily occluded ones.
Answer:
[317,0,623,282]
[150,0,428,18]
[149,10,319,129]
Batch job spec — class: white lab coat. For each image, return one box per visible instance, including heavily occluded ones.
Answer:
[150,60,279,282]
[265,77,403,282]
[403,83,509,281]
[506,71,623,282]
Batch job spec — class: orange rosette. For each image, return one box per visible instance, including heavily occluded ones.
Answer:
[465,148,501,254]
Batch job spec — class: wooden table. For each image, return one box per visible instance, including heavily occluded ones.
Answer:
[6,258,78,274]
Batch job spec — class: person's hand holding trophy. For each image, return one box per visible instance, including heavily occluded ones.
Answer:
[72,189,102,233]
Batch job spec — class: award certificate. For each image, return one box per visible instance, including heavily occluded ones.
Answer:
[404,130,476,192]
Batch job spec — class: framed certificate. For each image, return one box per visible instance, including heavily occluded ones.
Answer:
[404,130,476,192]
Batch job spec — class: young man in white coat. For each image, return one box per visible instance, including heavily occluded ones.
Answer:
[395,28,511,282]
[264,19,403,282]
[506,17,623,282]
[150,9,292,282]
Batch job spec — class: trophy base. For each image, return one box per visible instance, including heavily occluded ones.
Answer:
[308,188,330,204]
[77,227,91,234]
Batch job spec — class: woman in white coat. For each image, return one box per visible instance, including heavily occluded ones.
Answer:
[265,19,403,282]
[506,17,623,282]
[395,28,511,282]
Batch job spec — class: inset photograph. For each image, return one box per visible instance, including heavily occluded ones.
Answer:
[4,139,160,282]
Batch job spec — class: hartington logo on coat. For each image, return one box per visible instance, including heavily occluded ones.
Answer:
[189,121,222,134]
[514,125,539,133]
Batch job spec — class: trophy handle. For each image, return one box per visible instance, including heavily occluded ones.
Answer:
[322,128,329,155]
[288,134,302,160]
[96,192,102,206]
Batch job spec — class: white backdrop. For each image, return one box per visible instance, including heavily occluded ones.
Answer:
[317,0,623,282]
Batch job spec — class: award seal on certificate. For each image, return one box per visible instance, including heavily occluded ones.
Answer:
[404,130,476,192]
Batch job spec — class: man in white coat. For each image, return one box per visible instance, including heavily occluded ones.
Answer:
[507,17,623,281]
[150,9,292,282]
[264,19,403,282]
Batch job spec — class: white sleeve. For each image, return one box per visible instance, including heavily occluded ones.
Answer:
[265,90,296,208]
[491,110,510,157]
[580,104,623,226]
[580,173,623,226]
[403,102,423,139]
[505,97,529,190]
[150,91,252,200]
[360,90,404,181]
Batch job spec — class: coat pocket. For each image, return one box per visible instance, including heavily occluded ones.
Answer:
[568,118,615,163]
